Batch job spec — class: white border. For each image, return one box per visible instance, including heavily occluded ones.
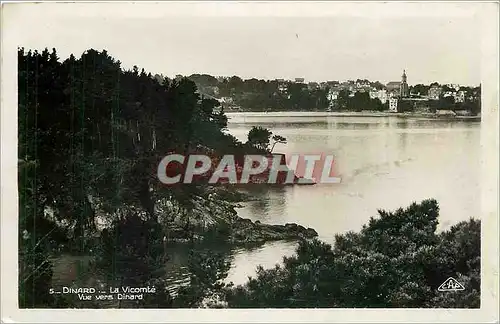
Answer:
[1,2,498,323]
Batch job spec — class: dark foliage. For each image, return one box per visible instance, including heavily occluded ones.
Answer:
[17,47,240,307]
[174,249,232,308]
[225,199,480,308]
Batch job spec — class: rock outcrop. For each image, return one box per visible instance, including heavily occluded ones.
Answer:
[227,217,318,245]
[161,193,318,245]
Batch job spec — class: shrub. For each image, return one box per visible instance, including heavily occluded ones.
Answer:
[225,199,480,308]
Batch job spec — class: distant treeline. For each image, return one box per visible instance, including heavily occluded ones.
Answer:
[333,90,386,112]
[184,74,481,113]
[187,74,380,111]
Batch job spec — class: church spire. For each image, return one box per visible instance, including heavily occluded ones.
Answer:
[400,69,409,98]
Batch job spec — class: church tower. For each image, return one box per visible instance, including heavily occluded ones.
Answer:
[400,69,409,98]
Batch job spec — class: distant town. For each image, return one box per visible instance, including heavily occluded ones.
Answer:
[149,70,481,117]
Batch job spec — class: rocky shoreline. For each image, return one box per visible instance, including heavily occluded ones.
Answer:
[87,186,316,250]
[226,217,318,245]
[163,189,318,245]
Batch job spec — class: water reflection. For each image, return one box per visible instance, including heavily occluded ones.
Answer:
[398,120,409,151]
[237,186,287,224]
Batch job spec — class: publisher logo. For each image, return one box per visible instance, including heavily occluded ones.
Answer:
[437,277,465,292]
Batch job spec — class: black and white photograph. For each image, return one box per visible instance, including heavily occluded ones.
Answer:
[1,1,498,322]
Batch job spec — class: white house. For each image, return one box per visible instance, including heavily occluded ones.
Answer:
[389,98,398,112]
[377,90,388,104]
[327,89,339,101]
[454,90,466,103]
[428,86,442,100]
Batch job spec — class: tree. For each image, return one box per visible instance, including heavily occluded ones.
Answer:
[188,74,219,87]
[270,135,287,152]
[17,47,247,307]
[247,126,273,151]
[225,199,480,308]
[372,98,385,111]
[287,83,308,111]
[372,81,385,90]
[336,89,350,110]
[441,85,455,93]
[228,76,244,92]
[410,84,430,96]
[174,249,232,308]
[436,95,456,110]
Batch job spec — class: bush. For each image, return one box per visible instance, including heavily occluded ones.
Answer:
[174,249,232,308]
[225,199,480,308]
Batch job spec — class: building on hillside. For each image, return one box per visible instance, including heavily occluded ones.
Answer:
[389,98,398,112]
[294,78,305,83]
[454,90,466,103]
[386,70,409,98]
[377,90,388,104]
[386,81,401,94]
[327,89,339,101]
[368,89,387,104]
[327,89,340,109]
[428,85,443,100]
[356,80,371,88]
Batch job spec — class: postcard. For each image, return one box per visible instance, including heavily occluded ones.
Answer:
[1,1,498,322]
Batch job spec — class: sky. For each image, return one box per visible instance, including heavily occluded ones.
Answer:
[5,2,484,86]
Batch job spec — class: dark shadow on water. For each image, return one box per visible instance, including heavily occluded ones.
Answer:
[237,185,287,223]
